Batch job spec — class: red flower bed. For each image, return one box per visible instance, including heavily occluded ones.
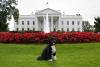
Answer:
[0,32,100,43]
[0,32,14,43]
[96,33,100,42]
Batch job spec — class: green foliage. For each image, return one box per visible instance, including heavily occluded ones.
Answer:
[0,43,100,67]
[82,21,91,32]
[0,0,19,31]
[13,8,19,22]
[94,17,100,32]
[0,11,9,31]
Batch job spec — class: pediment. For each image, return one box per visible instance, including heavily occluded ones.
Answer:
[35,8,61,15]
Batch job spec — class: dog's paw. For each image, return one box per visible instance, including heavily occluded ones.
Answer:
[48,59,53,61]
[53,56,56,61]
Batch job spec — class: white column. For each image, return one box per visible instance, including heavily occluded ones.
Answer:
[58,15,61,31]
[57,16,59,31]
[35,15,38,31]
[43,16,45,31]
[51,16,53,32]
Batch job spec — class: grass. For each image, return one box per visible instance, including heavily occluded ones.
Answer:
[0,43,100,67]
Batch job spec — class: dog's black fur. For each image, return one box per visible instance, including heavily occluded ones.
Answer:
[37,37,56,61]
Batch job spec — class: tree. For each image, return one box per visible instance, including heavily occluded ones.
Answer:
[82,21,91,32]
[13,8,19,22]
[94,17,100,32]
[0,0,19,31]
[0,11,9,31]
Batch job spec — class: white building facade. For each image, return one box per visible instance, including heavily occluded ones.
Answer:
[14,8,83,32]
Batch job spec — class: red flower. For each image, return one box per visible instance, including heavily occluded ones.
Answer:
[0,32,100,43]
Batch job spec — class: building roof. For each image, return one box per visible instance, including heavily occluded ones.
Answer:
[35,8,61,15]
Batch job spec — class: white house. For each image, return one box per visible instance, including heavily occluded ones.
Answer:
[14,8,83,32]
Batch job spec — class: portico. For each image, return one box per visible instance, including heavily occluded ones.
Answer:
[35,8,61,32]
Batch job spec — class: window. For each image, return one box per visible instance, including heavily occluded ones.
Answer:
[22,28,24,31]
[62,21,63,25]
[67,21,69,25]
[16,22,18,25]
[62,28,64,32]
[33,28,35,31]
[22,21,24,25]
[78,28,80,31]
[54,22,56,25]
[41,28,43,31]
[33,21,35,25]
[67,28,69,32]
[41,22,43,25]
[27,21,29,25]
[54,28,56,32]
[82,22,84,25]
[16,28,18,31]
[72,28,75,31]
[78,21,80,25]
[72,21,74,25]
[27,28,29,31]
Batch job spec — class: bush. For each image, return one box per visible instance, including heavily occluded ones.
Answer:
[0,32,99,43]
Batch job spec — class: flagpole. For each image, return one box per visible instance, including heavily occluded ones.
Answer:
[45,2,49,8]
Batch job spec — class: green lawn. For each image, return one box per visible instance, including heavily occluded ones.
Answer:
[0,43,100,67]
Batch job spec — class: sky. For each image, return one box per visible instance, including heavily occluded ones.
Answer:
[17,0,100,25]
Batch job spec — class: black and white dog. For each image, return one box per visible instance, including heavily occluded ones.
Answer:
[37,37,56,61]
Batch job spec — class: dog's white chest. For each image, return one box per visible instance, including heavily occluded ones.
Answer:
[51,45,56,53]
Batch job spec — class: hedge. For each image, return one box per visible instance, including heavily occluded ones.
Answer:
[0,32,100,43]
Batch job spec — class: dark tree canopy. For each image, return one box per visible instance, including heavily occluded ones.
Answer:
[94,17,100,32]
[0,0,19,31]
[0,11,9,31]
[13,8,19,22]
[82,21,91,32]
